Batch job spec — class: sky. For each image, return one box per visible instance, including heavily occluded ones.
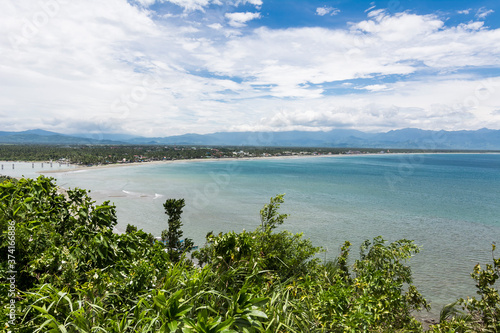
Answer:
[1,0,500,137]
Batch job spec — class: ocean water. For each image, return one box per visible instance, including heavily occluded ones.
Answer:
[2,153,500,319]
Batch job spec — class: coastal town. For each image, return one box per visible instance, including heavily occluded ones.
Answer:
[0,144,402,167]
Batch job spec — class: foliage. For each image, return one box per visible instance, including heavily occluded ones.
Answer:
[162,198,194,263]
[194,195,320,282]
[259,193,288,231]
[350,237,430,330]
[126,223,138,233]
[194,196,432,331]
[1,176,498,332]
[0,144,437,167]
[0,175,17,184]
[431,244,500,332]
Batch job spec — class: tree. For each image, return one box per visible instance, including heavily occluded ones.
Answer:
[125,223,138,234]
[194,194,320,280]
[260,194,288,232]
[162,198,193,263]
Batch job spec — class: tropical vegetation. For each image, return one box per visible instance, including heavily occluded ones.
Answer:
[0,144,461,167]
[0,176,499,332]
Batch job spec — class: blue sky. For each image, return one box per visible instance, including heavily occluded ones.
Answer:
[1,0,500,136]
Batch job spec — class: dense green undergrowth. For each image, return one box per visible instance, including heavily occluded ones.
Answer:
[1,176,499,332]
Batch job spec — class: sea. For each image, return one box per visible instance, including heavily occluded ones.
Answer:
[2,153,500,320]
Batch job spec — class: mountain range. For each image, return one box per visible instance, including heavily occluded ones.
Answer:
[1,128,500,150]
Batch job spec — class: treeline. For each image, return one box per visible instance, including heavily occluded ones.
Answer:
[0,145,209,165]
[0,144,462,166]
[1,177,499,332]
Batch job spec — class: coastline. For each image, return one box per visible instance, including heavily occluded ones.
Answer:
[37,153,335,174]
[36,150,500,175]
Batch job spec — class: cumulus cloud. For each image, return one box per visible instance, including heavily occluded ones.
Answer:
[202,10,500,101]
[225,11,261,27]
[243,77,500,132]
[458,21,485,30]
[233,0,263,7]
[354,10,444,41]
[1,1,500,135]
[360,84,390,92]
[316,6,340,16]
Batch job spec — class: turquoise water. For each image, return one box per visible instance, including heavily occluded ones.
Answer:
[3,153,500,319]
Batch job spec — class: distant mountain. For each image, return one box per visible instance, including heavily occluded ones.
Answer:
[0,129,121,144]
[125,128,500,149]
[126,129,373,146]
[1,128,500,149]
[368,128,500,150]
[0,131,15,137]
[22,129,62,136]
[72,133,141,141]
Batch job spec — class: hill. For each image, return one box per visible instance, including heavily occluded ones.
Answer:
[1,128,500,149]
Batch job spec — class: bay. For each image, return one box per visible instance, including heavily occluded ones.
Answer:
[3,153,500,320]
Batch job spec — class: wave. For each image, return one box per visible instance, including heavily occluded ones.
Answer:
[122,190,145,197]
[122,190,163,199]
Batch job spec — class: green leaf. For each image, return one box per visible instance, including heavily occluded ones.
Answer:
[248,309,268,319]
[32,305,49,314]
[167,321,179,331]
[249,297,269,308]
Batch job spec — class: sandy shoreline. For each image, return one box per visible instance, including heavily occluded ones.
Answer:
[35,151,500,174]
[37,154,336,174]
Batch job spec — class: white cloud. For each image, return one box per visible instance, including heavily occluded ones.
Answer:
[134,0,158,7]
[316,6,340,16]
[159,0,263,13]
[1,2,500,135]
[162,0,212,12]
[225,11,261,27]
[457,8,471,15]
[208,23,223,30]
[360,84,390,92]
[365,5,376,13]
[354,10,444,41]
[476,7,494,19]
[234,0,263,7]
[204,10,499,95]
[457,21,484,31]
[238,77,500,133]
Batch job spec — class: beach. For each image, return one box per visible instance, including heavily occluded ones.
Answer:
[37,153,341,174]
[36,150,496,175]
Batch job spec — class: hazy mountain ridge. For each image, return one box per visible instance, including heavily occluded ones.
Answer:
[0,130,122,144]
[1,128,500,149]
